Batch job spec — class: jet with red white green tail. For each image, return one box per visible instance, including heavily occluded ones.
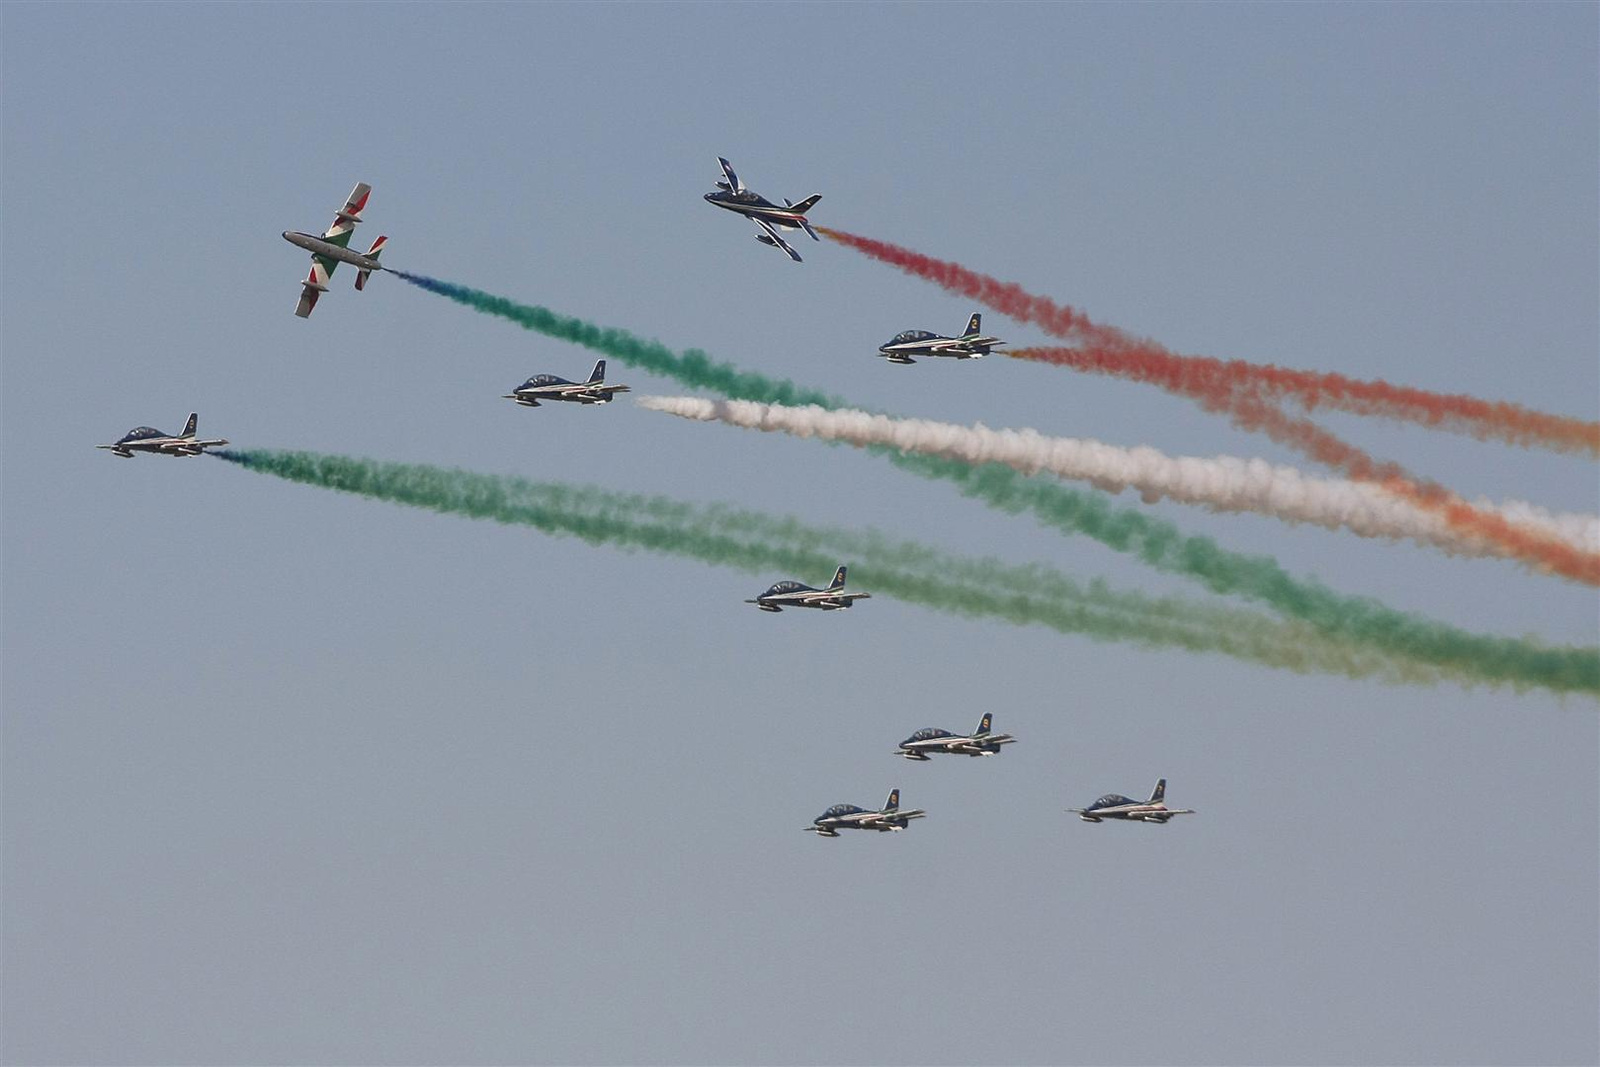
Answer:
[283,182,389,317]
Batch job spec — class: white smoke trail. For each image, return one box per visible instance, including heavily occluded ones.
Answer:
[637,396,1600,559]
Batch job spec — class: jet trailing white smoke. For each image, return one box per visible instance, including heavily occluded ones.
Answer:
[636,396,1599,561]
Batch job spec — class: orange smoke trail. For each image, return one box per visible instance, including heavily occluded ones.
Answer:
[819,227,1600,456]
[1221,393,1600,585]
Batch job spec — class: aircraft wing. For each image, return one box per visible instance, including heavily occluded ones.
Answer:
[717,157,744,193]
[753,217,802,262]
[816,592,870,606]
[331,182,371,229]
[295,259,332,318]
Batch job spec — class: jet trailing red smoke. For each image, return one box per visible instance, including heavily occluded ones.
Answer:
[818,227,1600,456]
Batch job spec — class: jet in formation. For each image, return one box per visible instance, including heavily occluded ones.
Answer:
[877,313,1005,364]
[806,789,926,837]
[703,156,821,262]
[897,713,1017,761]
[97,413,228,458]
[283,182,388,318]
[1069,779,1195,823]
[504,360,631,407]
[746,566,870,612]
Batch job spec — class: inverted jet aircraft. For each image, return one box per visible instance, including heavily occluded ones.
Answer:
[283,182,388,318]
[745,566,870,612]
[897,713,1017,760]
[878,313,1005,364]
[503,360,631,407]
[703,156,821,262]
[97,413,228,458]
[806,789,926,837]
[1069,779,1195,823]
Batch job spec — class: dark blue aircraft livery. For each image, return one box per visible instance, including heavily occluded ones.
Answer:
[504,360,631,407]
[898,713,1017,760]
[746,565,870,612]
[1069,779,1195,823]
[703,157,821,263]
[877,311,1005,364]
[806,788,926,837]
[97,413,228,458]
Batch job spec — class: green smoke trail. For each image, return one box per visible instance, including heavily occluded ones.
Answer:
[390,272,1600,695]
[214,448,1473,688]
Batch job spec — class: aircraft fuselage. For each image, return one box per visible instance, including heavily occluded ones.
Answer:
[282,231,385,272]
[702,194,808,229]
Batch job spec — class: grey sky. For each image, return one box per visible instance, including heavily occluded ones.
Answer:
[3,3,1596,1064]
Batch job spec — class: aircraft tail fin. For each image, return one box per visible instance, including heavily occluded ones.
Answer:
[974,712,993,737]
[883,788,900,812]
[827,565,847,591]
[962,313,982,338]
[180,413,198,438]
[791,194,821,214]
[588,360,607,384]
[355,235,387,291]
[1149,778,1167,804]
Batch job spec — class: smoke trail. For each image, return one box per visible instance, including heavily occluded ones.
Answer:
[1213,391,1600,585]
[816,228,1600,456]
[390,270,1598,691]
[390,270,841,409]
[210,448,1458,686]
[637,395,1600,560]
[805,234,1600,580]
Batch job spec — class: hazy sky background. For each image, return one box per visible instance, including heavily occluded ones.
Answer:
[4,3,1596,1064]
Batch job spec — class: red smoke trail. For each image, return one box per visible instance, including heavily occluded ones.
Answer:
[818,227,1600,456]
[1222,392,1600,585]
[818,225,1600,582]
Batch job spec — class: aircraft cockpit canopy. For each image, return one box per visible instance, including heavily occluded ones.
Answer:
[888,330,937,345]
[521,375,567,389]
[1091,794,1137,809]
[907,728,952,741]
[121,427,165,441]
[764,580,811,596]
[823,804,865,818]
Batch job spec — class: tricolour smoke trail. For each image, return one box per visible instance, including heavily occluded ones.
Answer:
[390,270,1599,691]
[815,228,1600,456]
[805,234,1600,581]
[210,448,1456,686]
[636,396,1600,561]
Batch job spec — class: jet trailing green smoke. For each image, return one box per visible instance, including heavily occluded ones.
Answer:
[389,272,1599,695]
[213,448,1488,688]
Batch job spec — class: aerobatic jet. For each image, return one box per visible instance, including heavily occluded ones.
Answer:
[1069,779,1195,823]
[283,182,388,317]
[897,713,1017,761]
[878,313,1005,364]
[745,566,870,612]
[702,156,821,262]
[806,789,926,837]
[503,360,631,407]
[97,414,228,458]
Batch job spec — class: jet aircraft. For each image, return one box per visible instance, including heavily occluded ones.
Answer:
[877,313,1005,364]
[897,713,1017,760]
[97,414,228,458]
[745,566,870,612]
[703,157,821,262]
[503,360,631,407]
[806,789,926,837]
[1069,779,1195,823]
[283,182,388,317]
